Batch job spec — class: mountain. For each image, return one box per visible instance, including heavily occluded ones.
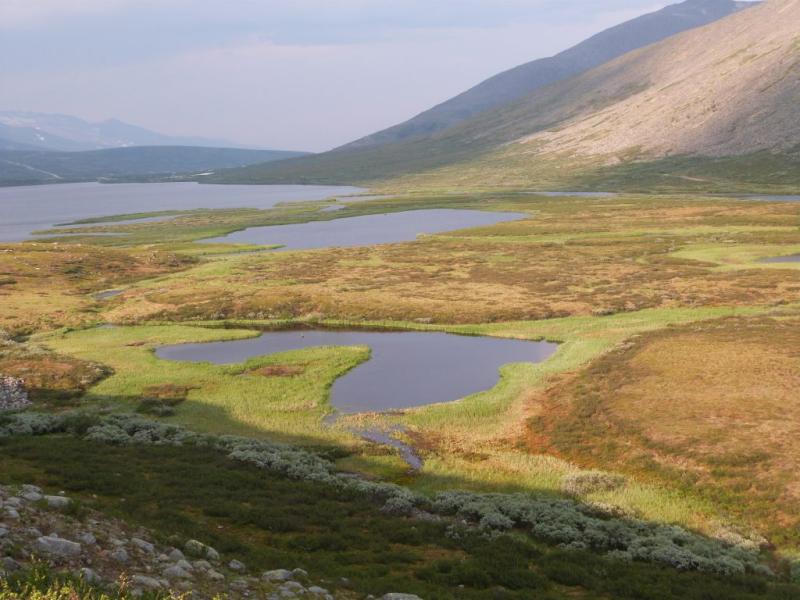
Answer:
[213,0,760,186]
[213,0,800,193]
[345,0,754,150]
[0,146,308,186]
[0,111,255,152]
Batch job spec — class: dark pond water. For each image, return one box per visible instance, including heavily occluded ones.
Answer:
[0,182,363,241]
[94,290,125,300]
[760,254,800,263]
[200,209,526,249]
[156,330,558,414]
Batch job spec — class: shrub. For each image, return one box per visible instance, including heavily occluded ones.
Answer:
[561,471,627,496]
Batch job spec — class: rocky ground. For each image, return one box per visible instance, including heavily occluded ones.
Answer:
[0,483,421,600]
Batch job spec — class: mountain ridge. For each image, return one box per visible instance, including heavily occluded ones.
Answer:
[343,0,755,150]
[0,111,266,152]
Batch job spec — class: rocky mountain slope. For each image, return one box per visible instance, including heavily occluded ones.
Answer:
[345,0,753,149]
[517,0,799,158]
[217,0,800,191]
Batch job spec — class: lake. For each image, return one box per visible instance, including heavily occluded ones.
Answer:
[200,209,526,250]
[0,182,363,242]
[156,329,558,414]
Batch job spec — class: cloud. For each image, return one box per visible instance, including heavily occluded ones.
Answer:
[0,1,674,149]
[0,0,132,28]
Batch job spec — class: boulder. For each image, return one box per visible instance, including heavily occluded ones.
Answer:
[36,536,82,558]
[45,495,71,509]
[380,595,424,600]
[0,377,30,412]
[162,565,193,580]
[110,548,129,563]
[229,559,246,572]
[262,568,293,582]
[131,537,155,554]
[132,574,162,590]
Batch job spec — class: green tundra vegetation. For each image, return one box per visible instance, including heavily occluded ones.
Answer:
[3,189,800,597]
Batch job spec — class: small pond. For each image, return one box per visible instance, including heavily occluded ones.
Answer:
[156,330,558,414]
[760,255,800,263]
[200,209,526,250]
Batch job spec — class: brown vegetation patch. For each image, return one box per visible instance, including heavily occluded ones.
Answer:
[0,354,110,404]
[107,197,800,325]
[529,314,800,547]
[0,243,194,335]
[249,365,306,377]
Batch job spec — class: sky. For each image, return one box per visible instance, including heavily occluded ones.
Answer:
[0,1,680,151]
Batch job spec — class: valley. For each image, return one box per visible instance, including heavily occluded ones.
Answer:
[3,1,800,598]
[3,185,800,597]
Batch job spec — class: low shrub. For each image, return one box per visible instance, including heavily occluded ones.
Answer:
[561,471,626,496]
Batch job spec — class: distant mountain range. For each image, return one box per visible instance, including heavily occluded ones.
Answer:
[0,111,309,186]
[213,0,767,188]
[0,111,256,152]
[0,146,308,186]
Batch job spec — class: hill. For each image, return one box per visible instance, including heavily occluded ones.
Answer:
[345,0,753,149]
[0,146,308,186]
[214,0,800,194]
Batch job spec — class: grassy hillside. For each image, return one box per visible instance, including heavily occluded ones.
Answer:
[0,146,308,186]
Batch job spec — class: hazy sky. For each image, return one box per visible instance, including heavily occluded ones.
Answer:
[0,1,678,151]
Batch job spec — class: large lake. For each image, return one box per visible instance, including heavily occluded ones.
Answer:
[157,330,558,414]
[0,182,363,242]
[201,209,526,250]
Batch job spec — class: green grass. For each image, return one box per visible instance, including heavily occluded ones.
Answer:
[39,325,368,447]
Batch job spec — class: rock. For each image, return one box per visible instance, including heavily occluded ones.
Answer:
[281,581,305,592]
[263,568,294,582]
[5,497,22,508]
[0,526,8,538]
[175,559,193,572]
[131,537,155,554]
[2,557,21,572]
[162,565,193,580]
[184,538,219,560]
[229,559,246,572]
[4,508,19,520]
[36,536,82,558]
[45,495,71,509]
[110,548,129,563]
[308,587,329,596]
[80,568,101,584]
[380,595,424,600]
[292,567,308,579]
[21,490,43,502]
[230,578,250,591]
[0,377,29,411]
[78,532,97,545]
[168,548,185,561]
[25,527,43,538]
[206,569,225,581]
[132,574,162,590]
[193,559,211,572]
